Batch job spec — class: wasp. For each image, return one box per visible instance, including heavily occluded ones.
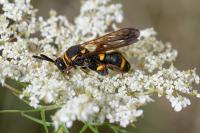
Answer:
[33,28,140,76]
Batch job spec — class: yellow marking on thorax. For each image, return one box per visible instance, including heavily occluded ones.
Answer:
[71,55,77,61]
[98,53,105,61]
[81,49,86,54]
[97,64,105,71]
[62,56,68,67]
[64,53,71,63]
[120,58,126,70]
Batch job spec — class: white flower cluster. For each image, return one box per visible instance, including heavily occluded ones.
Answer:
[0,0,199,129]
[1,0,34,21]
[53,94,99,128]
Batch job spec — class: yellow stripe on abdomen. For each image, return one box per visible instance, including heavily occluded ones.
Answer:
[98,53,105,61]
[120,57,126,70]
[81,49,86,54]
[97,64,106,71]
[71,55,77,61]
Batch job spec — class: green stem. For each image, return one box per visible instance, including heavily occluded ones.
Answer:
[61,124,70,133]
[106,124,118,133]
[3,82,33,105]
[106,124,132,133]
[0,105,61,114]
[94,126,99,133]
[21,112,51,126]
[41,109,49,133]
[3,83,21,94]
[87,124,99,133]
[56,124,70,133]
[79,124,88,133]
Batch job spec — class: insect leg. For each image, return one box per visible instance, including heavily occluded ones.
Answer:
[80,67,90,75]
[106,64,124,77]
[63,66,73,74]
[96,67,109,76]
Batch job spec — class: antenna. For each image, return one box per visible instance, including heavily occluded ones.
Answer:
[33,54,55,63]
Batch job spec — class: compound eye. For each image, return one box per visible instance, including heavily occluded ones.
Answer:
[59,63,62,67]
[55,59,65,70]
[59,62,65,69]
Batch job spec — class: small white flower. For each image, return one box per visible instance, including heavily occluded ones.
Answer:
[139,28,157,39]
[29,96,39,108]
[169,96,191,112]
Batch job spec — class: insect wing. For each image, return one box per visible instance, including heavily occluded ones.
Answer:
[81,28,140,55]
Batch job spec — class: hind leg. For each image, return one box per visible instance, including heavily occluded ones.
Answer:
[96,68,109,76]
[80,67,90,75]
[106,64,124,77]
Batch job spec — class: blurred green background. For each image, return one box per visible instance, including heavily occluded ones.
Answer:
[1,0,200,133]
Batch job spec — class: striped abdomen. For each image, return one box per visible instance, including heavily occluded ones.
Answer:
[97,52,130,72]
